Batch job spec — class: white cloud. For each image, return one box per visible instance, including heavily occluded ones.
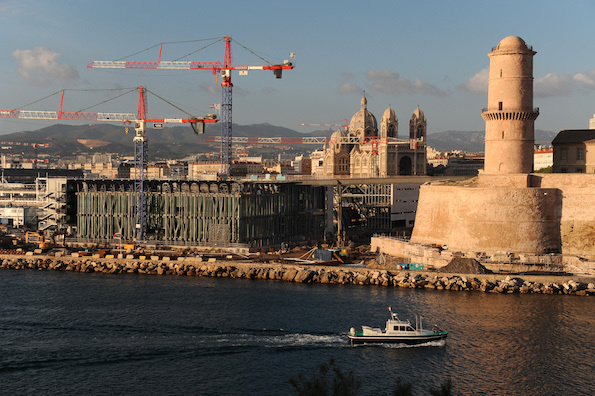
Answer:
[458,68,488,94]
[365,69,446,97]
[12,46,79,86]
[458,68,574,97]
[199,82,247,96]
[573,70,595,90]
[261,87,278,94]
[534,73,572,97]
[338,82,362,94]
[341,72,354,80]
[198,83,220,96]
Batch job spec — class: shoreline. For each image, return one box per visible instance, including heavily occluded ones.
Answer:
[1,255,593,296]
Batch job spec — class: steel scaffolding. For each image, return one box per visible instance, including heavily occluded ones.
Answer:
[71,180,325,246]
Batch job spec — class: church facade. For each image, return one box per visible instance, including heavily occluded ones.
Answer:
[321,95,427,177]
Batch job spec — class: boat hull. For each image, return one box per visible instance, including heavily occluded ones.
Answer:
[348,332,447,345]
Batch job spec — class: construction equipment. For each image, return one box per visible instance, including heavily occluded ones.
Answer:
[299,119,349,131]
[25,231,51,250]
[87,35,294,176]
[1,86,218,240]
[0,141,50,168]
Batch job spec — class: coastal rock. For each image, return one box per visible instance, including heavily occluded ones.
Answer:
[0,255,593,296]
[294,269,315,283]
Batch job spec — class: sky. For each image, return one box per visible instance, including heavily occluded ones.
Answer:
[1,0,595,138]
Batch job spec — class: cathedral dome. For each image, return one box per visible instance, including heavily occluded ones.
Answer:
[412,106,424,120]
[382,106,396,121]
[496,36,529,51]
[330,129,346,140]
[349,94,377,135]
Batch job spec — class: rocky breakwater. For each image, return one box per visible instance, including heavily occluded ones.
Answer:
[1,256,594,296]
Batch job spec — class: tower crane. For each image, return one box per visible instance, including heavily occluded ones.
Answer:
[299,119,349,131]
[87,35,294,177]
[0,141,49,167]
[0,86,217,240]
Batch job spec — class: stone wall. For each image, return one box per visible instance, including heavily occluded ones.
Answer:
[410,184,560,254]
[536,174,595,257]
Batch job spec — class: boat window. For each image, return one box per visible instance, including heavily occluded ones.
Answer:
[393,326,399,331]
[400,326,406,331]
[406,326,415,331]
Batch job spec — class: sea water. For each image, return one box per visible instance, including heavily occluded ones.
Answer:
[1,270,593,395]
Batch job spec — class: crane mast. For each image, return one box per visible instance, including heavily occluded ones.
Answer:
[1,87,217,241]
[221,36,233,175]
[87,35,294,177]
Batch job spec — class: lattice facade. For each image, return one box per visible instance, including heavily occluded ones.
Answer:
[69,180,325,246]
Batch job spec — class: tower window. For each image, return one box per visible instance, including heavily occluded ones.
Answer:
[500,69,502,77]
[498,102,503,111]
[502,131,504,139]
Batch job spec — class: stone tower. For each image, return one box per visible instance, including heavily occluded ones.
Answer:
[380,106,398,139]
[482,36,539,174]
[409,107,427,141]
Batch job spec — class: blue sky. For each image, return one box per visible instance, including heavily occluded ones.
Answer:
[1,0,595,137]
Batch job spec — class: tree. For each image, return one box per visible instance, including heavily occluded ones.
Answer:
[429,377,453,396]
[393,377,414,396]
[289,358,360,396]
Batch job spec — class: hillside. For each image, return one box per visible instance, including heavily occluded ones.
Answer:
[427,129,557,152]
[0,124,555,159]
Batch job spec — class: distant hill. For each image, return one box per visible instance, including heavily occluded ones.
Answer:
[427,129,557,152]
[0,123,555,159]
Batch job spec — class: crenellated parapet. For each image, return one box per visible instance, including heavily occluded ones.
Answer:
[481,108,539,121]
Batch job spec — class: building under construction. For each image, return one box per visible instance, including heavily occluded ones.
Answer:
[66,179,326,247]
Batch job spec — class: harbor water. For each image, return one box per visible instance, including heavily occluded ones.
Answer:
[1,269,593,395]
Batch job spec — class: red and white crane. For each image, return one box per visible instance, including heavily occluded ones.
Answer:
[0,86,217,240]
[87,35,294,177]
[299,119,349,131]
[0,141,50,166]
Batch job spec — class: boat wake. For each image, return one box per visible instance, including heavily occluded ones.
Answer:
[200,329,347,349]
[356,339,447,348]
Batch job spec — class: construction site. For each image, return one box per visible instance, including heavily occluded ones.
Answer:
[0,35,445,264]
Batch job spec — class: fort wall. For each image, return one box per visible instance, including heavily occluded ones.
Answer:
[410,173,595,258]
[410,184,561,254]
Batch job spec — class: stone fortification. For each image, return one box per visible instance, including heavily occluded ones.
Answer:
[410,173,595,258]
[409,36,595,259]
[410,182,560,254]
[537,174,595,257]
[1,256,593,296]
[482,35,538,175]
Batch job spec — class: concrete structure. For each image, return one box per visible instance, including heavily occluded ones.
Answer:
[482,36,539,174]
[69,179,326,247]
[410,36,595,259]
[0,176,68,230]
[551,130,595,173]
[321,95,427,178]
[534,146,553,171]
[391,185,419,228]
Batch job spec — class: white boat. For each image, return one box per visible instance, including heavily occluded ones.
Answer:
[348,307,448,345]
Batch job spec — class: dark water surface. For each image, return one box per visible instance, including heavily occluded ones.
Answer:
[0,270,593,395]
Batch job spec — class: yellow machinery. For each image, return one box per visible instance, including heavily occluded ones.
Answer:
[25,232,51,250]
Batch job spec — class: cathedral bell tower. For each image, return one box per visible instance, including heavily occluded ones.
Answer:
[481,36,539,174]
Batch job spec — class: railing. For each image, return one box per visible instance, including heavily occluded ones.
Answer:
[482,107,539,113]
